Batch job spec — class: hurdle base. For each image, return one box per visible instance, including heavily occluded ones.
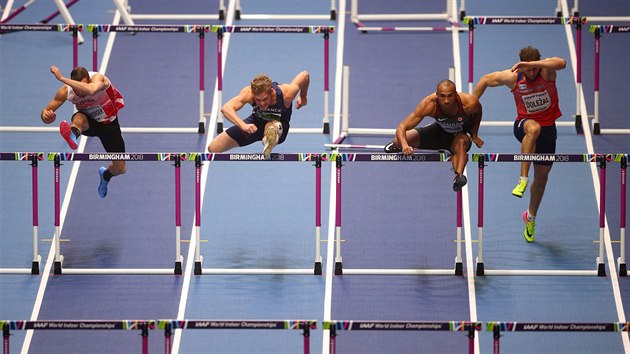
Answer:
[618,258,627,277]
[574,114,583,135]
[476,261,485,276]
[175,261,182,275]
[216,121,224,134]
[219,9,225,20]
[455,261,463,276]
[593,122,601,135]
[198,122,205,134]
[330,10,336,20]
[597,257,606,276]
[314,261,322,275]
[335,262,343,275]
[194,261,203,275]
[31,260,40,275]
[323,122,330,134]
[54,261,62,275]
[235,10,241,20]
[460,10,466,21]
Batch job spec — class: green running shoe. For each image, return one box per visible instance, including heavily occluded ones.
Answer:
[522,210,535,243]
[512,179,528,198]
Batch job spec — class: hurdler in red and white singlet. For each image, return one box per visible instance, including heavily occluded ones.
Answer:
[66,71,125,124]
[511,72,561,127]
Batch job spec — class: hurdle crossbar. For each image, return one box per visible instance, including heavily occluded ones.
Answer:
[190,153,324,275]
[486,321,630,354]
[158,319,315,354]
[330,153,464,276]
[110,0,225,25]
[47,152,186,275]
[234,0,336,21]
[324,320,481,354]
[463,16,586,134]
[0,153,44,274]
[0,23,81,67]
[356,25,467,33]
[590,25,630,135]
[473,153,606,276]
[212,25,334,135]
[1,320,155,354]
[88,24,212,133]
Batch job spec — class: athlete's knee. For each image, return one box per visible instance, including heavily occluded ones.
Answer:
[525,122,542,138]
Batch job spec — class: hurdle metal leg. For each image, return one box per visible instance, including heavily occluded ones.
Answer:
[334,155,343,275]
[618,155,627,276]
[597,156,606,276]
[315,155,323,275]
[30,154,41,274]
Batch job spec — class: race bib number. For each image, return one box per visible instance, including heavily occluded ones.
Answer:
[521,91,551,114]
[82,107,106,122]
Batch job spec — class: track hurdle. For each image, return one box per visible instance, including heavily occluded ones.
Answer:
[331,153,464,276]
[212,25,333,135]
[463,16,585,134]
[88,24,212,134]
[0,23,81,67]
[590,25,630,135]
[48,152,186,275]
[159,319,316,354]
[110,0,225,25]
[329,66,457,150]
[324,320,481,354]
[234,0,336,21]
[350,0,459,27]
[190,153,324,275]
[1,320,155,354]
[0,0,84,42]
[486,321,630,354]
[474,153,606,276]
[568,0,630,22]
[0,153,43,275]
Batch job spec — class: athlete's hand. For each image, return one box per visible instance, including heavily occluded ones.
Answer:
[402,145,414,155]
[240,123,258,135]
[50,65,64,81]
[472,135,484,148]
[41,109,56,124]
[295,96,307,109]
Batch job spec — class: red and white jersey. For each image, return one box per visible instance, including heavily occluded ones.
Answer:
[511,73,561,126]
[66,72,124,123]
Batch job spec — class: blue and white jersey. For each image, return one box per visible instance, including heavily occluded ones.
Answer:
[251,82,292,124]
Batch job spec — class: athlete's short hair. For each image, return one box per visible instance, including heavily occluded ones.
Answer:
[250,74,273,95]
[70,67,90,82]
[519,46,541,62]
[437,79,456,92]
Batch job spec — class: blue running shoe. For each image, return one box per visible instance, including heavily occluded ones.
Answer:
[59,121,78,150]
[98,167,109,198]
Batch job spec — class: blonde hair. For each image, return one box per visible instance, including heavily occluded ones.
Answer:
[250,74,272,95]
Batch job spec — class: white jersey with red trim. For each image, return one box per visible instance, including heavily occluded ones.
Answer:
[66,72,125,123]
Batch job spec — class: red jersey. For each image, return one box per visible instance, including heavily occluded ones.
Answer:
[66,72,124,124]
[511,73,561,126]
